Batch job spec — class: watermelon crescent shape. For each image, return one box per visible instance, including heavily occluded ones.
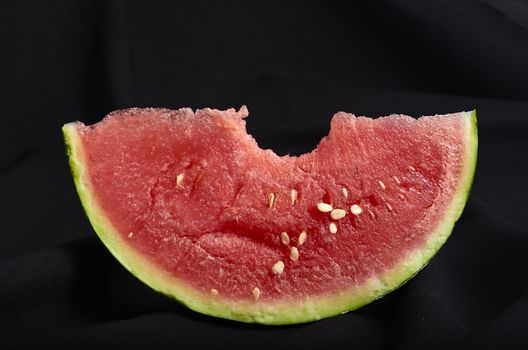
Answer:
[63,108,477,325]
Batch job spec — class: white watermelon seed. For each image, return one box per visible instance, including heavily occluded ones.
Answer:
[409,166,416,172]
[350,204,363,215]
[317,202,333,213]
[252,287,261,301]
[298,231,307,245]
[342,188,348,198]
[280,231,290,245]
[268,193,276,209]
[330,208,347,220]
[378,180,386,190]
[329,222,338,234]
[398,193,406,200]
[176,173,184,187]
[393,176,400,184]
[386,203,393,212]
[272,261,285,275]
[128,232,134,238]
[210,289,219,296]
[290,189,298,206]
[290,247,299,261]
[368,210,376,219]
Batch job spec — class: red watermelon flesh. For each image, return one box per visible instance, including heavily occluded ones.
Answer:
[63,106,477,324]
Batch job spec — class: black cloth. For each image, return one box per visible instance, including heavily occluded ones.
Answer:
[1,1,527,349]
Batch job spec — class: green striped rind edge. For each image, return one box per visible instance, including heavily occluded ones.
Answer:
[62,110,477,325]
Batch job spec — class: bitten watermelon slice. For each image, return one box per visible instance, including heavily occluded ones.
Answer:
[62,106,477,325]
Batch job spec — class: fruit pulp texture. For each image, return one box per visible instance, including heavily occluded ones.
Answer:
[76,108,465,301]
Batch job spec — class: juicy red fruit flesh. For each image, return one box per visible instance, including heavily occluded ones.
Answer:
[75,107,465,302]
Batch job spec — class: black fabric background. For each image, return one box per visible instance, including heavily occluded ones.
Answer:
[1,1,528,349]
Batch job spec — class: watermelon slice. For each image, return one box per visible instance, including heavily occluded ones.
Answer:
[62,106,477,325]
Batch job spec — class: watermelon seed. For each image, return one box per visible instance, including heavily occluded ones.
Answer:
[317,202,333,213]
[386,203,393,212]
[342,188,348,198]
[299,231,307,245]
[290,189,298,206]
[393,176,400,184]
[329,222,338,234]
[330,209,347,220]
[290,247,299,261]
[272,261,285,275]
[398,193,406,200]
[268,193,276,209]
[176,173,184,187]
[280,232,290,245]
[409,165,416,172]
[252,287,261,301]
[368,210,376,219]
[350,204,363,216]
[128,232,134,238]
[378,180,386,190]
[210,289,219,296]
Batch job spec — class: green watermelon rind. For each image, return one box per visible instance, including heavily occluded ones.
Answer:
[62,110,477,325]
